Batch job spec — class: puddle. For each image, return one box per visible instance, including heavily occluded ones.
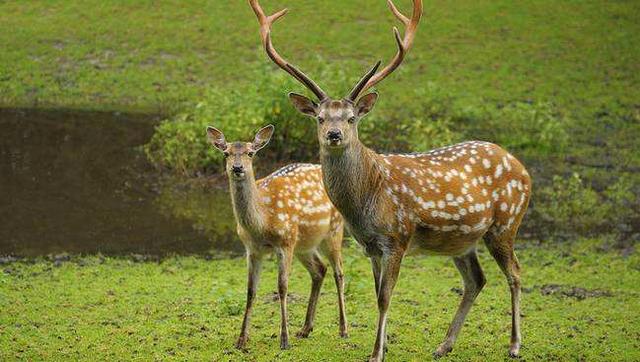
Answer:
[0,108,241,257]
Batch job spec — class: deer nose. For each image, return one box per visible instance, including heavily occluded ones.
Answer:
[327,129,343,141]
[232,165,244,173]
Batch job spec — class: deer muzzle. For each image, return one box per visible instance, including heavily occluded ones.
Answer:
[326,129,343,146]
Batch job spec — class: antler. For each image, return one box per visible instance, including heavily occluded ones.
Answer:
[249,0,327,101]
[347,0,423,100]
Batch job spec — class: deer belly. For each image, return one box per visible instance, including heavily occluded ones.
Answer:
[297,225,332,251]
[404,195,494,255]
[410,225,485,255]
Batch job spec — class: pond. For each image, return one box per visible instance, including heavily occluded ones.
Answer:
[0,108,241,257]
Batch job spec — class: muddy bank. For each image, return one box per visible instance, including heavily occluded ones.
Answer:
[0,108,240,257]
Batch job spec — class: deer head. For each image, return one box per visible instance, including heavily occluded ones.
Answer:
[249,0,422,151]
[288,64,381,150]
[207,125,275,181]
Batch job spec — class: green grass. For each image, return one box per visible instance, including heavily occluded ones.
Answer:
[2,3,639,360]
[2,239,638,361]
[1,0,638,117]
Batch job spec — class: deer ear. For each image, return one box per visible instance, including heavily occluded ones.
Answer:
[355,92,378,117]
[288,93,318,117]
[252,124,275,152]
[206,126,227,152]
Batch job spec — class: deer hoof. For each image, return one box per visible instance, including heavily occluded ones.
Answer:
[433,343,453,359]
[280,338,290,350]
[235,335,248,350]
[509,343,521,358]
[295,327,312,338]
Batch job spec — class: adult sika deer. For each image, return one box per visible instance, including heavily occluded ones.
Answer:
[206,125,348,350]
[250,0,531,360]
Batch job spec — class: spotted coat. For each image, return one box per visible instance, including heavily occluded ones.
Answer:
[236,163,343,254]
[324,141,531,256]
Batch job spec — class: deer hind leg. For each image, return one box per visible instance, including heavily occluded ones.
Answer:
[484,231,522,358]
[434,247,486,358]
[370,255,382,299]
[276,247,294,349]
[235,252,263,350]
[295,250,327,338]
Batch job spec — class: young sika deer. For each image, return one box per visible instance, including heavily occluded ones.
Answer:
[250,0,531,360]
[206,125,348,350]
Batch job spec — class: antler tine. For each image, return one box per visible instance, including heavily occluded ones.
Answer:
[387,0,409,26]
[249,0,327,101]
[284,64,329,101]
[355,0,423,97]
[346,61,382,102]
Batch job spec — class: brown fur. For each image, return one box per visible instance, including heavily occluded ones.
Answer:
[319,137,530,360]
[290,97,530,361]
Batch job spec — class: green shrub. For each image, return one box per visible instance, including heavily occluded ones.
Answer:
[144,63,569,178]
[359,82,464,153]
[144,64,466,175]
[361,83,569,158]
[457,101,570,158]
[603,174,639,233]
[144,111,224,176]
[144,65,314,176]
[534,172,639,238]
[536,173,609,236]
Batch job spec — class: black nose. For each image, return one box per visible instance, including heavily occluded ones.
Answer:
[232,165,244,173]
[327,130,342,141]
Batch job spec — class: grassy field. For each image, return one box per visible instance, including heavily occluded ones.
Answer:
[2,2,639,360]
[2,239,638,361]
[1,0,638,116]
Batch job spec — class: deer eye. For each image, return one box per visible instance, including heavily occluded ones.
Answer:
[247,151,255,157]
[317,117,325,124]
[348,116,356,123]
[223,151,230,157]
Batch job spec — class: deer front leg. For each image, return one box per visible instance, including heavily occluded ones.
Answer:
[276,247,294,349]
[369,249,404,362]
[236,252,263,350]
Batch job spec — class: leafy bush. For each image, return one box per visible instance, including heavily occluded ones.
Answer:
[144,60,570,177]
[359,82,464,153]
[144,64,467,176]
[534,172,638,238]
[145,66,301,176]
[456,101,570,159]
[536,173,610,237]
[603,174,640,236]
[362,83,569,158]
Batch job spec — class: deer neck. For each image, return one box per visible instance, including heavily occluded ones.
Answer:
[320,141,384,224]
[229,175,265,233]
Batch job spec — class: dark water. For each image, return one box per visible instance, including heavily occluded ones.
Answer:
[0,108,240,257]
